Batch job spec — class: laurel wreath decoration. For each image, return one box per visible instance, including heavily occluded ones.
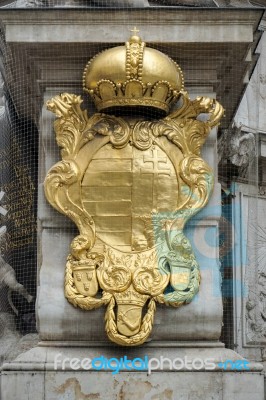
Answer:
[105,296,156,346]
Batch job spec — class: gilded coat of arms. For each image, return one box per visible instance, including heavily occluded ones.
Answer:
[44,30,223,346]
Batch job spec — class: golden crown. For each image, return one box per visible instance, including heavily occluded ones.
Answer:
[114,289,149,306]
[83,28,184,116]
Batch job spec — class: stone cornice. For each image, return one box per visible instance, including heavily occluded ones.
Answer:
[0,8,263,128]
[0,9,263,44]
[0,8,263,24]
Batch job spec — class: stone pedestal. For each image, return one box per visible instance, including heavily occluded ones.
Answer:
[1,345,264,400]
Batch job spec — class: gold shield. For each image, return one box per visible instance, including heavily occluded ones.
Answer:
[81,143,179,252]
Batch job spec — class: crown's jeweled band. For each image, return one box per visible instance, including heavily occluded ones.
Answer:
[82,32,184,115]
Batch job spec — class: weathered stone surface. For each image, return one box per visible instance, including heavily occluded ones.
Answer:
[2,371,264,400]
[2,0,265,8]
[1,346,264,400]
[235,32,266,134]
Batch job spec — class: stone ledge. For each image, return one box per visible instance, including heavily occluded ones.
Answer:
[1,347,264,400]
[1,345,264,372]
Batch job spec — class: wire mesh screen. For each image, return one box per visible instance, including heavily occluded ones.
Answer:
[0,4,264,364]
[0,26,38,360]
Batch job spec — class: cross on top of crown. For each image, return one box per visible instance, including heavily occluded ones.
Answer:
[130,27,140,36]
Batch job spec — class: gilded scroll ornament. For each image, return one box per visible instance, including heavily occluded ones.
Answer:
[44,31,224,346]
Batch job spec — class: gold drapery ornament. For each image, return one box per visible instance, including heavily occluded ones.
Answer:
[44,33,224,346]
